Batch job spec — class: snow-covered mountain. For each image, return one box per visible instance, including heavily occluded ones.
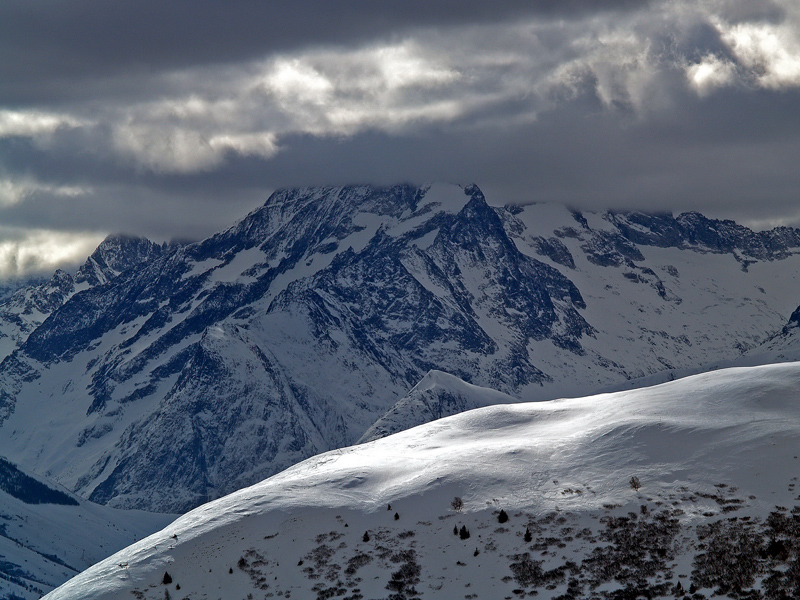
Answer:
[73,234,169,289]
[2,183,800,513]
[0,456,172,600]
[0,270,75,362]
[0,235,170,363]
[44,362,800,600]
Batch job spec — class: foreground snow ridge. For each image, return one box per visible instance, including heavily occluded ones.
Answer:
[48,362,800,599]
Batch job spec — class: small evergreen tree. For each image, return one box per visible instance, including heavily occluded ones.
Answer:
[453,524,459,535]
[474,547,480,556]
[162,572,172,585]
[498,509,509,523]
[459,525,470,540]
[363,531,370,542]
[394,512,400,520]
[524,527,532,543]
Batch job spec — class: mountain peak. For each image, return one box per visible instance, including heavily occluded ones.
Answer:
[75,234,166,287]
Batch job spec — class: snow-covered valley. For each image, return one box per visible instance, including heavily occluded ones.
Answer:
[0,459,173,600]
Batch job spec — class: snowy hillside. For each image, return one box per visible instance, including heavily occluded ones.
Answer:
[3,183,800,513]
[0,457,173,600]
[497,204,800,399]
[45,362,800,600]
[358,370,518,443]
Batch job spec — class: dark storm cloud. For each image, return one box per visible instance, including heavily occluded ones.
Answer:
[0,182,259,242]
[1,0,800,276]
[6,83,799,239]
[183,85,800,223]
[0,0,644,105]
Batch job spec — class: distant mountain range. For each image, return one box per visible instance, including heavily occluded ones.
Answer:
[2,182,800,516]
[0,276,47,302]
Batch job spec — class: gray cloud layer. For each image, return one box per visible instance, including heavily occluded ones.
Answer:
[1,0,799,276]
[0,0,642,97]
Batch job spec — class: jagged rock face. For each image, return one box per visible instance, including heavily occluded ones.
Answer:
[0,275,47,301]
[607,211,800,266]
[74,234,168,287]
[86,324,341,512]
[2,183,800,513]
[0,184,595,511]
[0,235,169,364]
[272,186,591,394]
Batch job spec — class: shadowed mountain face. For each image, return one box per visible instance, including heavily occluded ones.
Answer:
[2,183,800,513]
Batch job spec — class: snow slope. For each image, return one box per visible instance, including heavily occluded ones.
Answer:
[583,309,800,397]
[0,457,173,600]
[498,204,800,400]
[45,362,800,600]
[358,369,518,443]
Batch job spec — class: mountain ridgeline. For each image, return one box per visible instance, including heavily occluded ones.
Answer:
[1,183,800,513]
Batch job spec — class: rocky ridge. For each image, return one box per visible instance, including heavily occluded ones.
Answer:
[0,235,173,364]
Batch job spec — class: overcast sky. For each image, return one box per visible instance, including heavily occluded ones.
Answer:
[2,0,800,278]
